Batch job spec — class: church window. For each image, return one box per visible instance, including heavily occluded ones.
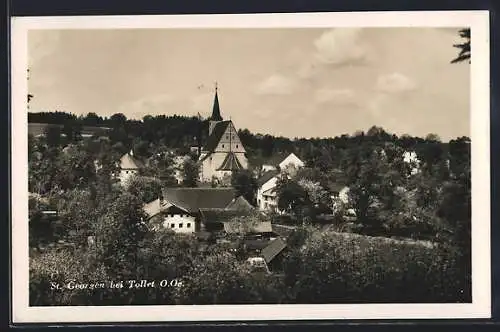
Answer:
[236,144,239,148]
[222,144,225,148]
[187,223,191,228]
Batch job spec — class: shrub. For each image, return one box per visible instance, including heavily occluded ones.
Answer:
[282,226,471,303]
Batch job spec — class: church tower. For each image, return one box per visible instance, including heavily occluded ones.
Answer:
[209,83,223,136]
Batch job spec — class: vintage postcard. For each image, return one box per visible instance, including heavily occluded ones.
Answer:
[11,11,490,323]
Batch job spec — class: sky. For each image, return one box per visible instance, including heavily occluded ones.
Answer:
[28,27,470,141]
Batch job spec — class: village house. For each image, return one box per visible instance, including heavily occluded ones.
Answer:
[198,85,249,183]
[118,150,144,185]
[261,152,304,173]
[256,152,305,212]
[403,150,421,175]
[142,187,254,234]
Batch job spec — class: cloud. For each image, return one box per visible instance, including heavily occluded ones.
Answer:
[119,93,175,118]
[375,72,417,93]
[313,28,369,67]
[255,74,296,95]
[314,88,356,105]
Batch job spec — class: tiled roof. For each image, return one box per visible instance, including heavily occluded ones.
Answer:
[162,187,236,213]
[263,152,304,167]
[244,239,272,251]
[199,208,253,224]
[225,196,255,211]
[217,152,243,171]
[202,121,231,153]
[120,152,144,170]
[272,224,296,237]
[143,198,162,218]
[261,237,287,264]
[262,152,290,167]
[257,170,280,186]
[224,221,273,234]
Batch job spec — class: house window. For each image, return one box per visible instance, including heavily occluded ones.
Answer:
[222,144,225,148]
[170,223,175,228]
[179,223,183,228]
[226,135,229,139]
[187,223,191,228]
[126,171,129,174]
[236,144,239,148]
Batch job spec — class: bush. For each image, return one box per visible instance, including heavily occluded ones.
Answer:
[282,226,471,303]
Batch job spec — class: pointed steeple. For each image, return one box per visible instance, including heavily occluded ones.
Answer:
[211,82,223,121]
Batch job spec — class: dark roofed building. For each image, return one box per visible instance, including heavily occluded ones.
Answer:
[162,187,237,213]
[257,170,280,187]
[118,150,145,185]
[146,187,254,234]
[261,237,287,264]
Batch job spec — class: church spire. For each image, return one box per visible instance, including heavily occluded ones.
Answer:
[211,82,223,121]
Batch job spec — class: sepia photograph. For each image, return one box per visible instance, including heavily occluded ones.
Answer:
[11,11,490,323]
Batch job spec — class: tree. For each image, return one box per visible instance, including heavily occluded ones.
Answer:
[44,126,62,148]
[181,158,199,187]
[231,170,258,206]
[275,175,310,221]
[451,28,471,64]
[126,175,162,203]
[92,192,148,279]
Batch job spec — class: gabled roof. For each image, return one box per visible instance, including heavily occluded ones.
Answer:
[257,170,280,186]
[217,152,243,171]
[143,198,162,218]
[225,196,255,211]
[262,152,289,167]
[199,208,254,224]
[272,224,296,238]
[244,239,272,251]
[120,152,144,170]
[202,121,231,154]
[162,187,236,213]
[224,221,273,234]
[261,237,287,263]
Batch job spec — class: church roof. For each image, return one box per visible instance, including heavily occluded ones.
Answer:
[202,120,231,154]
[161,187,237,213]
[211,88,223,121]
[217,152,243,171]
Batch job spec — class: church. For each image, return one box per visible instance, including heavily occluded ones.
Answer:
[198,85,248,182]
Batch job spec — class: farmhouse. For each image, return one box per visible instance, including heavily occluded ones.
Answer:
[118,150,144,185]
[256,152,304,212]
[198,86,249,183]
[261,152,304,173]
[143,187,253,234]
